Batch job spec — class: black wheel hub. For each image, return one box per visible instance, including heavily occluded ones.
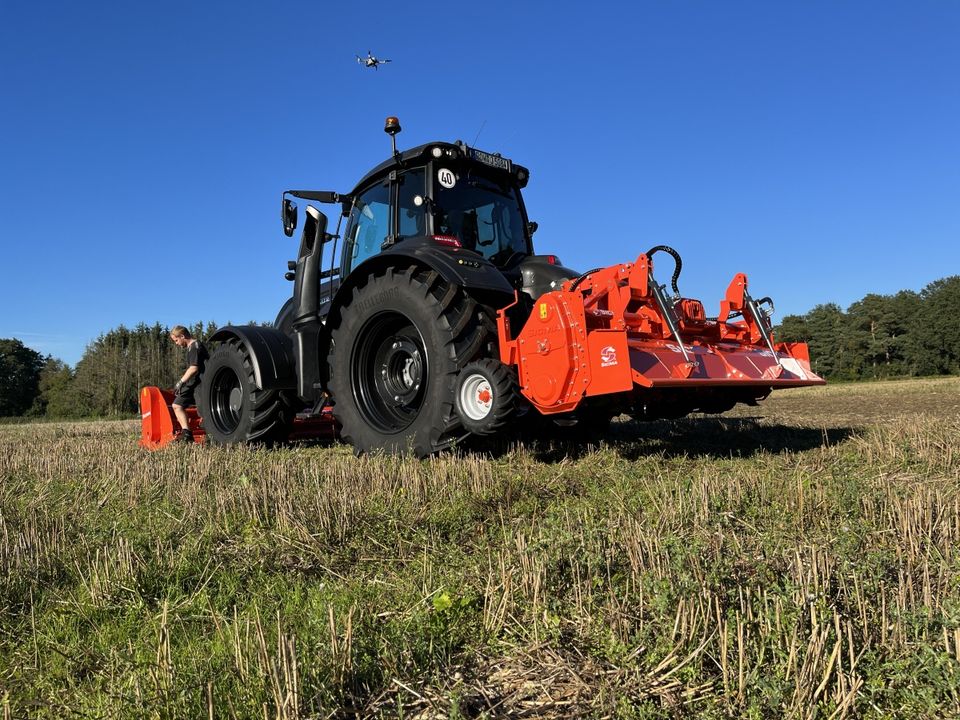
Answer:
[378,336,424,405]
[353,313,428,433]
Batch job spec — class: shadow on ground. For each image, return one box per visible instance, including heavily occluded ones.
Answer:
[466,417,860,463]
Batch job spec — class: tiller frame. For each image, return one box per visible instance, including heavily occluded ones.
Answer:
[497,252,823,415]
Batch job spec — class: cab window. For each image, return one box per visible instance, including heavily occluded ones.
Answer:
[343,181,390,274]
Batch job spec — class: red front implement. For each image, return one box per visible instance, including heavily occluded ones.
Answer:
[497,252,824,415]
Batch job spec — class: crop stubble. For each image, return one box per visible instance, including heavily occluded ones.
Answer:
[0,377,958,718]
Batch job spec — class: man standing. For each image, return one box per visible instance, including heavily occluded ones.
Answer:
[169,325,208,442]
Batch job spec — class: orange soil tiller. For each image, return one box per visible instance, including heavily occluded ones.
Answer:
[497,251,824,417]
[138,387,337,449]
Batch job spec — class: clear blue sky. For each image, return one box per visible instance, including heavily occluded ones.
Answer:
[2,1,958,366]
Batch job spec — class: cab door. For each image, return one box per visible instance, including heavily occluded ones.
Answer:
[342,180,391,277]
[342,169,426,277]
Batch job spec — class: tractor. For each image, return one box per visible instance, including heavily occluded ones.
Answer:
[140,117,823,455]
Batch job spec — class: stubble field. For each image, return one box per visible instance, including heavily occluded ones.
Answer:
[1,377,958,718]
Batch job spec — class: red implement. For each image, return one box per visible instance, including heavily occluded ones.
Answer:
[497,253,824,416]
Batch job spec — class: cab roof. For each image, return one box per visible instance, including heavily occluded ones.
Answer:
[348,141,530,197]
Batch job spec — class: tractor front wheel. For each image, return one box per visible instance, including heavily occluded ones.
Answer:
[454,359,518,436]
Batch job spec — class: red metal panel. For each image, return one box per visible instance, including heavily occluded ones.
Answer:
[514,293,584,412]
[138,386,205,449]
[139,386,176,448]
[585,330,633,396]
[627,341,820,388]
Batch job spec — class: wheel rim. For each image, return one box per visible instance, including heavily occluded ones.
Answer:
[209,366,243,434]
[352,311,428,433]
[459,373,493,421]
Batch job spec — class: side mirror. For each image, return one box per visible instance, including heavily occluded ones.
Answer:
[282,198,298,237]
[527,221,539,237]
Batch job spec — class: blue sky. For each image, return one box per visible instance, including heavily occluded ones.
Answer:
[2,1,958,366]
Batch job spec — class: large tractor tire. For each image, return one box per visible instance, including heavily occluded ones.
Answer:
[328,266,494,456]
[197,338,296,445]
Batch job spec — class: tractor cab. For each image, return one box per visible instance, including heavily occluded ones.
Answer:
[340,139,533,276]
[280,117,578,317]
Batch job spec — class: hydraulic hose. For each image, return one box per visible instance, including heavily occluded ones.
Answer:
[645,245,682,296]
[567,267,606,292]
[567,245,684,294]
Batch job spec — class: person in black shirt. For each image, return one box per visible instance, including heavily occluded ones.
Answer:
[169,325,208,442]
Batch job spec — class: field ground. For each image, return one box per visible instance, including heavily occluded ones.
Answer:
[1,377,958,718]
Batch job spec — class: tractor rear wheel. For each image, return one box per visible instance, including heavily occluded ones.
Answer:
[328,266,494,456]
[197,338,296,445]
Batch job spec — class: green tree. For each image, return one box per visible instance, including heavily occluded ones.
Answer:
[774,314,812,344]
[804,304,851,379]
[910,276,960,375]
[71,322,219,416]
[881,290,922,376]
[0,339,45,416]
[776,279,958,381]
[31,357,78,418]
[845,293,920,379]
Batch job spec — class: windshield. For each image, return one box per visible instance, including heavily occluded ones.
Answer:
[433,172,527,265]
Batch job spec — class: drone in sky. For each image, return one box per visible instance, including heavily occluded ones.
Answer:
[356,51,391,70]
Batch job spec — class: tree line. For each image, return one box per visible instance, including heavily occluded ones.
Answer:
[1,275,958,418]
[0,322,219,418]
[774,275,960,380]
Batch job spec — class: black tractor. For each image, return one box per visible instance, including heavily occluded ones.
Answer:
[197,117,578,456]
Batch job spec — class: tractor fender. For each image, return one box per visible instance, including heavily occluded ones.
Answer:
[376,240,515,296]
[324,241,514,336]
[208,325,297,391]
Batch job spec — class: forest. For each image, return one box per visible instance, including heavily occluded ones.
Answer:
[1,275,958,418]
[0,322,219,418]
[775,275,960,379]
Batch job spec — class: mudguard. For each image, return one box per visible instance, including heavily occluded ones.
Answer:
[324,237,515,338]
[208,325,297,391]
[373,238,515,295]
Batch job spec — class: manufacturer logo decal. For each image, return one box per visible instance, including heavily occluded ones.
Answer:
[437,168,456,188]
[539,303,549,321]
[600,345,618,367]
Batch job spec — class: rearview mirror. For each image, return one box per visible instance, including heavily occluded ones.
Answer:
[282,198,298,237]
[527,221,539,237]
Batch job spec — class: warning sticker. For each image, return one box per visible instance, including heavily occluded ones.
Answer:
[539,303,549,321]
